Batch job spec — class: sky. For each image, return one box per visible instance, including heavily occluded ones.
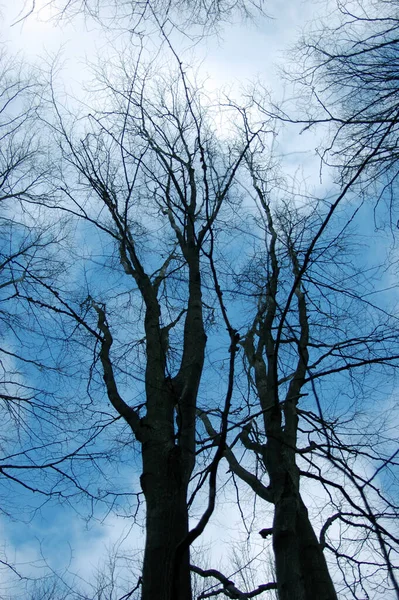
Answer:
[0,0,312,592]
[0,0,398,598]
[1,0,328,189]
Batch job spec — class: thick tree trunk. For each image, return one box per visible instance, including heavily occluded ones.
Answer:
[263,405,337,600]
[273,477,337,600]
[140,443,192,600]
[297,497,337,600]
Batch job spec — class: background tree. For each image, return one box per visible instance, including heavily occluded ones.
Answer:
[0,51,137,598]
[17,0,264,32]
[286,0,399,221]
[0,50,76,506]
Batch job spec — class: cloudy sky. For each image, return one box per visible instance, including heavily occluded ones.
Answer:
[0,0,382,597]
[1,0,324,115]
[2,0,329,186]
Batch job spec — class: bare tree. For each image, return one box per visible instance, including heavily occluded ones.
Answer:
[2,29,399,600]
[37,50,399,599]
[0,52,64,497]
[198,127,399,599]
[16,0,264,33]
[30,49,264,600]
[284,0,399,217]
[0,50,124,555]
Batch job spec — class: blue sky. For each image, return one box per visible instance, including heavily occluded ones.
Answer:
[0,1,398,598]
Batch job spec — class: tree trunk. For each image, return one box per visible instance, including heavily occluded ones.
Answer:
[141,443,192,600]
[273,475,338,600]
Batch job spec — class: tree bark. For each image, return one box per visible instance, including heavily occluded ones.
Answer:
[273,487,338,600]
[139,244,205,600]
[270,445,338,600]
[141,442,192,600]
